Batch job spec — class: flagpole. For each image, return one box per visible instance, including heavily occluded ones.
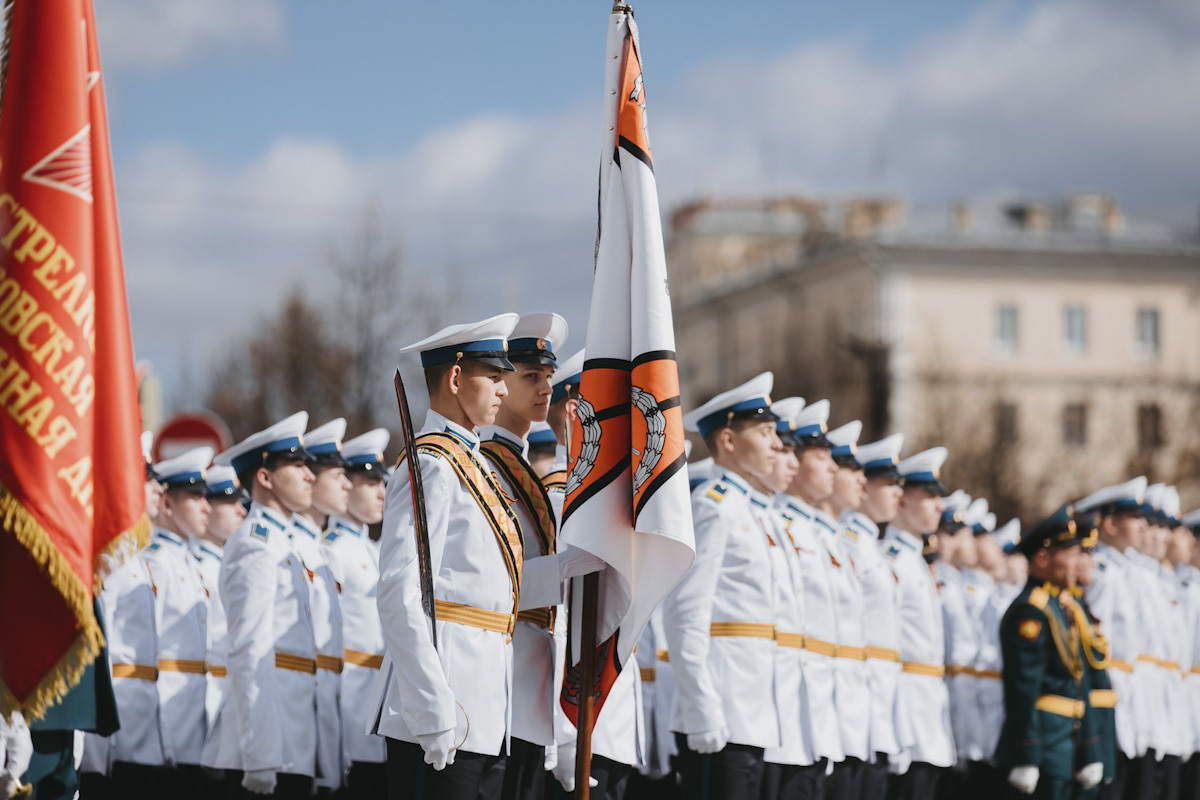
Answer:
[573,571,599,798]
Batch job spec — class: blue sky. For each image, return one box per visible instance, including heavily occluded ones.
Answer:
[91,0,1200,410]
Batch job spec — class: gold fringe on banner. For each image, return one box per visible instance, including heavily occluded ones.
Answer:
[0,482,149,721]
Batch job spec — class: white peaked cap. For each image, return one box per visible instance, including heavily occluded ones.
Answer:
[1144,483,1166,511]
[826,420,862,448]
[305,418,347,453]
[897,447,949,491]
[770,396,806,424]
[942,491,972,514]
[205,465,241,496]
[1181,508,1200,528]
[509,312,569,360]
[964,497,990,527]
[214,411,309,471]
[682,372,775,435]
[993,518,1022,551]
[343,428,391,460]
[550,348,586,403]
[857,433,905,469]
[1162,486,1180,521]
[153,446,214,487]
[983,512,997,533]
[792,399,830,432]
[400,313,520,369]
[1075,476,1148,514]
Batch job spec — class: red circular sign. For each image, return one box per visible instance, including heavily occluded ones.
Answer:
[153,411,233,463]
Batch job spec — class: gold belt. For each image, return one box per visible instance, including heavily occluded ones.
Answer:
[316,654,345,673]
[112,663,158,681]
[902,661,946,678]
[344,649,384,669]
[709,622,777,640]
[837,645,867,661]
[1136,653,1160,666]
[639,667,656,682]
[275,652,318,674]
[516,608,554,630]
[946,665,1002,679]
[1162,660,1180,671]
[158,658,206,675]
[866,646,901,662]
[1089,689,1118,708]
[1110,659,1134,673]
[1036,694,1086,719]
[436,600,516,636]
[208,665,228,678]
[804,637,837,657]
[777,632,806,649]
[1191,666,1200,676]
[656,649,670,663]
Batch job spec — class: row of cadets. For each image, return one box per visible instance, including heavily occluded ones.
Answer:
[994,504,1106,797]
[476,312,568,799]
[368,314,602,800]
[323,427,392,797]
[539,345,647,799]
[771,396,844,797]
[1075,508,1119,798]
[1178,507,1200,798]
[665,372,786,800]
[293,418,350,794]
[881,446,957,798]
[841,431,907,797]
[206,411,321,798]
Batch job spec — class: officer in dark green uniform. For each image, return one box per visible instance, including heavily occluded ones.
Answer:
[995,505,1104,799]
[1069,511,1117,799]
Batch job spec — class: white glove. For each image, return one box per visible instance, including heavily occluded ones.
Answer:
[0,774,19,800]
[1076,762,1103,789]
[1008,765,1040,795]
[558,546,606,582]
[887,749,912,775]
[543,742,558,773]
[550,743,596,792]
[242,768,277,795]
[687,728,729,755]
[415,729,456,771]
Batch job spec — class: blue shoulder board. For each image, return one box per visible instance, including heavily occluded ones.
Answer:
[705,483,728,504]
[147,542,161,553]
[322,530,340,545]
[251,523,270,542]
[884,543,901,559]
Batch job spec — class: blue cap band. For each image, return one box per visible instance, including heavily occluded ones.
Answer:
[551,372,582,404]
[697,397,774,438]
[528,429,557,446]
[509,337,556,361]
[162,470,205,488]
[231,436,308,475]
[420,338,509,368]
[206,479,240,497]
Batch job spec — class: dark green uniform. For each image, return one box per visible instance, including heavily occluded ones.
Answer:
[996,580,1102,800]
[1067,589,1116,799]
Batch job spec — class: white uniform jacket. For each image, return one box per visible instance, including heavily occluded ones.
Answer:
[206,504,317,776]
[841,511,901,759]
[635,606,677,777]
[974,581,1009,763]
[292,514,346,788]
[936,562,979,766]
[323,516,386,764]
[1178,563,1200,756]
[663,470,781,749]
[81,560,164,772]
[1158,563,1188,758]
[479,425,559,748]
[1086,544,1140,759]
[881,525,954,768]
[142,529,209,766]
[369,412,564,756]
[191,539,227,734]
[777,497,844,763]
[958,568,998,763]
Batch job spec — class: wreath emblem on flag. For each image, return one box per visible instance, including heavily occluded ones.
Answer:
[565,396,601,496]
[630,385,664,492]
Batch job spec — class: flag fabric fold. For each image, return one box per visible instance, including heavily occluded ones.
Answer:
[559,5,696,725]
[0,0,147,720]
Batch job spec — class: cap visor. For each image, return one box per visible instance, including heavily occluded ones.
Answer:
[473,356,516,371]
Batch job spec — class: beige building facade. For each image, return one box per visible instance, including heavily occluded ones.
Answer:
[668,196,1200,518]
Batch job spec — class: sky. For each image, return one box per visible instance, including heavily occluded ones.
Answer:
[90,0,1200,409]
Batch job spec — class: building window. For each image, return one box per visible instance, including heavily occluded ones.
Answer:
[1063,403,1087,445]
[994,304,1018,354]
[994,402,1018,445]
[1063,305,1087,355]
[1136,307,1159,358]
[1138,404,1164,450]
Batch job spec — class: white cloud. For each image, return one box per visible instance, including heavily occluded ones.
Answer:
[96,0,285,68]
[113,0,1200,401]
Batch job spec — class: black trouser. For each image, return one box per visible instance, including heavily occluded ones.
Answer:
[625,769,680,800]
[386,737,503,800]
[889,761,943,800]
[500,738,545,800]
[222,770,315,800]
[1180,753,1200,800]
[1119,752,1158,800]
[964,761,1005,800]
[335,760,388,799]
[1013,775,1073,800]
[860,753,888,800]
[674,733,764,800]
[584,755,631,799]
[107,761,167,799]
[761,758,825,800]
[828,756,864,798]
[1158,755,1181,800]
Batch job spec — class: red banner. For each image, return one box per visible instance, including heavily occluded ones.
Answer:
[0,0,146,719]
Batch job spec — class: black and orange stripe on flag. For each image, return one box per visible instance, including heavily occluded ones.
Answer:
[0,0,147,720]
[558,6,695,731]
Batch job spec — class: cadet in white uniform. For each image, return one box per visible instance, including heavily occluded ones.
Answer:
[323,427,391,798]
[369,316,601,800]
[881,447,955,798]
[840,432,905,799]
[206,412,320,798]
[1076,477,1149,800]
[1178,508,1200,798]
[771,397,844,798]
[292,418,352,793]
[664,373,785,800]
[193,465,244,742]
[142,447,214,798]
